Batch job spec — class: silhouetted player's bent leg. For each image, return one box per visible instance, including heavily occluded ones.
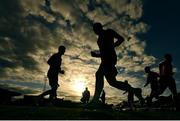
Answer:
[39,90,51,98]
[158,77,168,96]
[168,77,178,109]
[158,76,178,110]
[147,89,158,106]
[49,85,58,100]
[106,78,131,91]
[104,65,131,92]
[128,90,134,110]
[133,88,144,106]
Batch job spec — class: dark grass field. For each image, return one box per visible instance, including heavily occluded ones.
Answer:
[0,105,180,120]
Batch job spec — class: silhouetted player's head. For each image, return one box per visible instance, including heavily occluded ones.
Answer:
[145,66,150,73]
[93,22,103,35]
[58,45,66,55]
[164,54,172,62]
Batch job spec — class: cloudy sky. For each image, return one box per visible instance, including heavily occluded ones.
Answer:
[0,0,179,104]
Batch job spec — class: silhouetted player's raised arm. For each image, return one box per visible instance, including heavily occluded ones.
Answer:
[91,29,124,58]
[111,29,124,47]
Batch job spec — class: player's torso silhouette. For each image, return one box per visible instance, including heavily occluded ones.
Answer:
[48,53,61,72]
[97,29,117,65]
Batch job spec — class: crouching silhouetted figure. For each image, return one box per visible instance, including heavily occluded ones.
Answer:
[81,87,90,104]
[123,80,144,110]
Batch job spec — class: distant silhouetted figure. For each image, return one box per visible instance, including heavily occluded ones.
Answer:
[144,66,160,105]
[39,46,66,100]
[158,54,178,108]
[81,87,90,104]
[100,90,106,104]
[65,19,73,33]
[123,80,144,109]
[90,22,132,104]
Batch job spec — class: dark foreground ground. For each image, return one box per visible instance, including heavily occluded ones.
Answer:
[0,104,180,120]
[1,89,180,119]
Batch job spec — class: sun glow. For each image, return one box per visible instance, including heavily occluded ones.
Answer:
[72,76,86,96]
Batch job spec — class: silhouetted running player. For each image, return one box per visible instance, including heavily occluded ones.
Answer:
[40,46,65,100]
[158,54,178,109]
[90,22,132,104]
[144,66,160,105]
